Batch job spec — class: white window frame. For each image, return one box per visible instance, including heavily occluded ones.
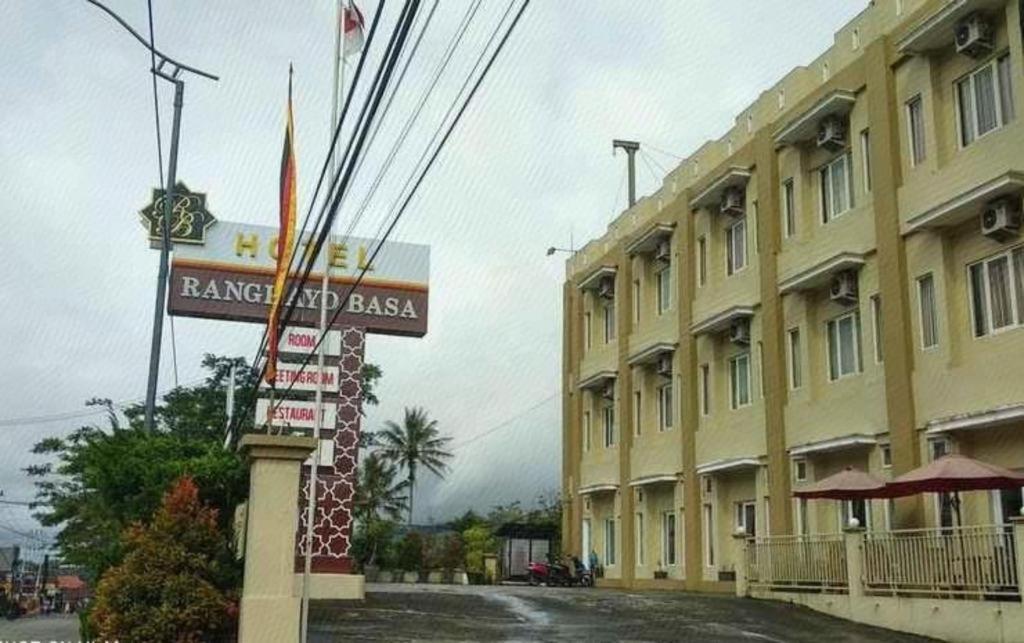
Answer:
[729,352,752,409]
[782,179,796,239]
[736,500,756,537]
[819,152,854,223]
[956,53,1014,148]
[603,302,616,343]
[796,497,809,536]
[699,363,711,417]
[603,405,615,448]
[657,382,673,431]
[635,512,645,566]
[662,511,677,567]
[881,443,892,469]
[906,95,926,167]
[871,294,883,363]
[697,236,707,287]
[917,273,938,349]
[726,217,747,275]
[634,390,642,437]
[794,458,808,482]
[860,129,871,193]
[632,278,641,324]
[839,498,871,530]
[968,246,1024,338]
[757,341,765,399]
[604,518,616,566]
[826,311,862,381]
[656,265,671,315]
[703,504,715,566]
[787,327,802,390]
[584,311,592,350]
[583,410,591,453]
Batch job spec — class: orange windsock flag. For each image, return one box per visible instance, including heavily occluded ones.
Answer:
[265,66,298,385]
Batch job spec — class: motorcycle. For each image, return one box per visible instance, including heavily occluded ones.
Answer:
[527,556,593,587]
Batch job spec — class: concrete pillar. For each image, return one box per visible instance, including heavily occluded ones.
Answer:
[732,533,749,597]
[1011,517,1024,598]
[843,526,866,599]
[239,434,316,643]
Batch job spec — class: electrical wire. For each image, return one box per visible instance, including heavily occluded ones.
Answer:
[641,140,684,160]
[638,148,662,186]
[447,392,558,451]
[641,148,668,175]
[609,164,626,221]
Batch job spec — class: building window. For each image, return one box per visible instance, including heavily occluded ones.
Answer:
[827,311,862,381]
[787,327,802,389]
[634,391,642,437]
[820,152,854,222]
[697,236,707,286]
[736,501,756,537]
[957,54,1014,147]
[840,499,869,529]
[794,459,808,482]
[656,266,671,314]
[756,341,765,398]
[632,279,641,324]
[796,498,809,536]
[881,444,892,468]
[729,352,752,409]
[699,364,710,416]
[603,303,616,343]
[782,179,796,238]
[969,246,1024,337]
[584,312,592,350]
[604,518,616,566]
[917,274,938,349]
[635,513,645,566]
[658,382,673,431]
[662,512,677,566]
[603,405,615,447]
[860,129,871,192]
[752,201,760,254]
[703,504,715,566]
[907,95,926,166]
[726,217,747,275]
[871,295,883,363]
[583,411,591,452]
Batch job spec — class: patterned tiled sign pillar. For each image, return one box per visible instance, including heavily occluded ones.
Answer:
[295,326,365,573]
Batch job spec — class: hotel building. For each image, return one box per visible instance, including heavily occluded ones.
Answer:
[562,0,1024,590]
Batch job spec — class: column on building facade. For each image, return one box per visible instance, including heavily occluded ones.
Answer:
[616,249,636,585]
[864,38,922,527]
[562,282,581,558]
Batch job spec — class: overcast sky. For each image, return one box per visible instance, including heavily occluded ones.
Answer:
[0,0,868,546]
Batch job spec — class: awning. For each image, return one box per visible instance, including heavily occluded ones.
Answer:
[578,265,617,291]
[625,222,675,256]
[905,171,1024,232]
[925,403,1024,435]
[627,342,676,366]
[690,305,754,336]
[788,433,878,457]
[793,467,887,500]
[778,252,866,295]
[897,0,1006,56]
[773,90,857,147]
[696,457,761,476]
[628,473,679,487]
[691,166,752,210]
[578,483,618,495]
[577,370,617,391]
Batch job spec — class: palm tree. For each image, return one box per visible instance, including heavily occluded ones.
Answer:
[378,407,453,524]
[354,452,409,524]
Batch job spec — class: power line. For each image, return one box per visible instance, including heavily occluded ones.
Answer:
[608,163,626,221]
[638,148,661,186]
[641,140,684,160]
[641,148,668,175]
[448,392,558,451]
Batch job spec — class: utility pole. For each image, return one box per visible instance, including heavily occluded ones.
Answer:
[612,139,640,207]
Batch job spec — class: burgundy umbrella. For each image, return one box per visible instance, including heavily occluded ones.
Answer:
[885,454,1024,497]
[792,467,888,500]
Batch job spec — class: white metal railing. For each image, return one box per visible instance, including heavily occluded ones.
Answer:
[863,525,1019,600]
[747,534,848,592]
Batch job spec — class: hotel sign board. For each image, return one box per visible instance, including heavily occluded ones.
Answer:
[278,328,341,358]
[168,221,429,336]
[255,398,337,431]
[260,362,340,393]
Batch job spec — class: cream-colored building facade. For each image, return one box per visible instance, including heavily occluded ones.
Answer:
[562,0,1024,591]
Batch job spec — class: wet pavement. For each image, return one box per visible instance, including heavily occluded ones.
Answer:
[310,583,936,642]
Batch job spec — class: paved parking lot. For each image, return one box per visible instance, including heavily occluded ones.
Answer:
[311,583,936,642]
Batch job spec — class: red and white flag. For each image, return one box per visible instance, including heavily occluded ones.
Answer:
[343,3,365,58]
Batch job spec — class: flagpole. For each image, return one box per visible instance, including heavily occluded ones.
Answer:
[300,2,345,640]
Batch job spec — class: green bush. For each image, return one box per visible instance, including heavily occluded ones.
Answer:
[395,532,424,572]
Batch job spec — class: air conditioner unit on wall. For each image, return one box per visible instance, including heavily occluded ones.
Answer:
[598,276,615,300]
[654,239,671,263]
[816,115,847,151]
[720,187,745,217]
[829,270,859,304]
[729,318,751,345]
[981,197,1022,242]
[656,354,672,377]
[955,13,994,58]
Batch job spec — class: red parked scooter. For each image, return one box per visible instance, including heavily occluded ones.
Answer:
[527,556,593,587]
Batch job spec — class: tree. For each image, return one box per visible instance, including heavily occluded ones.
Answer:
[377,407,452,524]
[89,476,237,642]
[351,452,407,568]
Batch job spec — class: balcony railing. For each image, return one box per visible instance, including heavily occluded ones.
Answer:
[863,525,1019,600]
[746,533,848,592]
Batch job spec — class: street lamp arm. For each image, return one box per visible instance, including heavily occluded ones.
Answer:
[83,0,219,81]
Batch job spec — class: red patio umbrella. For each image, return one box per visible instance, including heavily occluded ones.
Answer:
[792,467,888,500]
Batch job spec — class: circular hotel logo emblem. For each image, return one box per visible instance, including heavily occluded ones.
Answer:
[139,181,217,246]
